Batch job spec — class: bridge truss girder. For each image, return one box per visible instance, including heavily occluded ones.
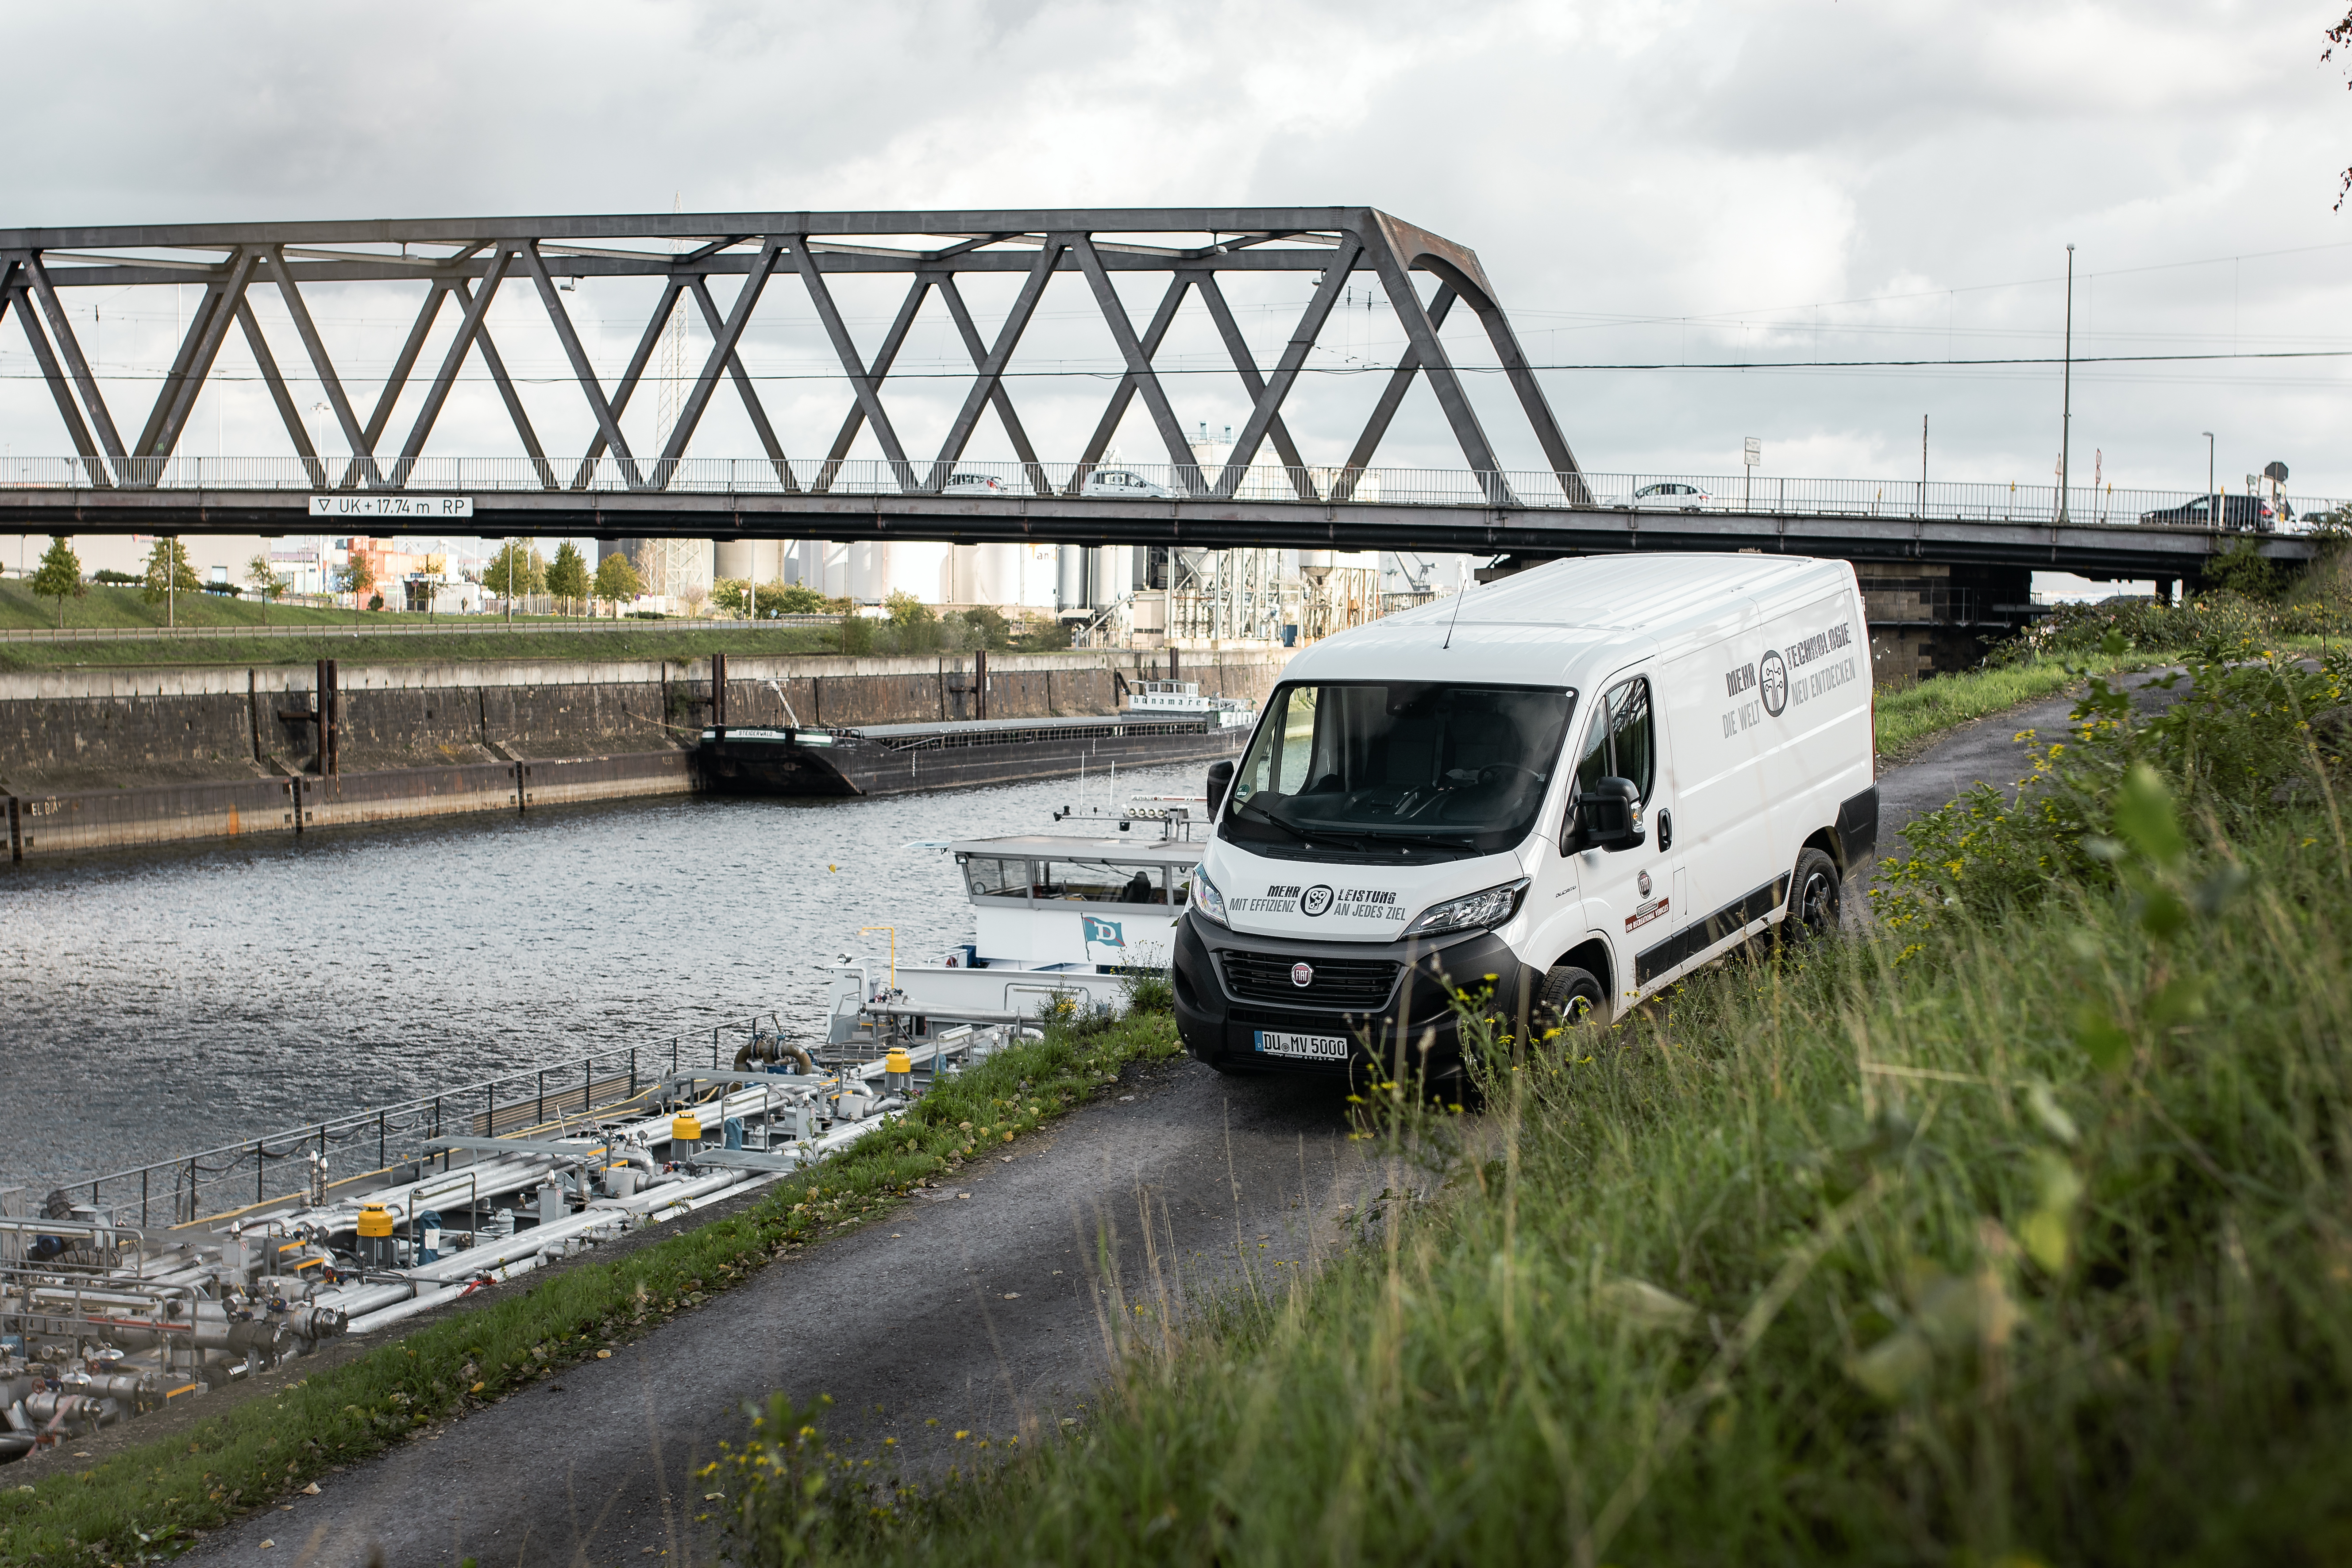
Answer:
[0,208,1587,505]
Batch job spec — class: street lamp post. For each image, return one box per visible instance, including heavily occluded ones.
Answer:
[2058,245,2075,524]
[2203,431,2216,528]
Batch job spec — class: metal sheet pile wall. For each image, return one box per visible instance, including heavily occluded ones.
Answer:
[0,650,1289,857]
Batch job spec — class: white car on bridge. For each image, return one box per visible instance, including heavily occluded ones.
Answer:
[1081,469,1173,499]
[1625,482,1712,512]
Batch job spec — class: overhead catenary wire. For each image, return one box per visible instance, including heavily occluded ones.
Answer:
[2,345,2348,386]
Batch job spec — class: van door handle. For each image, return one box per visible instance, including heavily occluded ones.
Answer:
[1656,808,1674,853]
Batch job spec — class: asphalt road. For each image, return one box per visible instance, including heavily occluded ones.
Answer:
[183,693,2084,1568]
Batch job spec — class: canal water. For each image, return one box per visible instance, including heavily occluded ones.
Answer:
[0,763,1197,1194]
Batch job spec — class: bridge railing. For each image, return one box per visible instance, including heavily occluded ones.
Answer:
[2,455,2339,531]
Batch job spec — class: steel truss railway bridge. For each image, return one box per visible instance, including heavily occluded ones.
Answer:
[0,208,2323,585]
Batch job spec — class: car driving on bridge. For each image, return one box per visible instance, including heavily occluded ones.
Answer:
[2138,494,2276,532]
[1627,481,1711,512]
[941,472,1009,496]
[1080,469,1174,499]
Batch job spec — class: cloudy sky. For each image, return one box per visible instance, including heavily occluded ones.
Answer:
[3,0,2347,506]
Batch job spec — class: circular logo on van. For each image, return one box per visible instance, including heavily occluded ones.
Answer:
[1759,649,1789,716]
[1292,963,1315,987]
[1300,885,1335,917]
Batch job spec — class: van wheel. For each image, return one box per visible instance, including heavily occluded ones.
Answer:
[1535,964,1609,1038]
[1783,848,1842,945]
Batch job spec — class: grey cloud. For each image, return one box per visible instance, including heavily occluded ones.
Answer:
[0,0,2344,500]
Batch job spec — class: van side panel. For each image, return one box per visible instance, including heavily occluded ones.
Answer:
[1752,577,1875,892]
[1652,597,1775,984]
[1639,565,1871,994]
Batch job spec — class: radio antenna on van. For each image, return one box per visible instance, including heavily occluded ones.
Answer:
[1442,575,1471,650]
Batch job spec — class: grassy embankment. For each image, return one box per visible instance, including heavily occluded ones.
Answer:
[706,645,2352,1564]
[1869,655,2108,761]
[0,1012,1184,1566]
[0,579,861,671]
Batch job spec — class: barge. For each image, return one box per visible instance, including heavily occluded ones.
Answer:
[697,681,1250,798]
[0,1021,1022,1462]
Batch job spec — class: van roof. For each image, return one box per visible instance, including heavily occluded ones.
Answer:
[1284,554,1851,686]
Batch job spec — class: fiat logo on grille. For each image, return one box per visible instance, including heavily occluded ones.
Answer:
[1291,962,1315,987]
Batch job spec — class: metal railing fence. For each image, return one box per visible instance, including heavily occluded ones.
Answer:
[1,455,2341,531]
[0,613,847,644]
[46,1016,790,1231]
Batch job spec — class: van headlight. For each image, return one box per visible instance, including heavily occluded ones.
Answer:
[1400,878,1530,939]
[1189,865,1230,928]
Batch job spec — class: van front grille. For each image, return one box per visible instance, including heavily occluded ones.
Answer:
[1219,952,1400,1010]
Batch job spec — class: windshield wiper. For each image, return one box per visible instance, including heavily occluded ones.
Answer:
[1356,825,1486,849]
[1234,794,1317,845]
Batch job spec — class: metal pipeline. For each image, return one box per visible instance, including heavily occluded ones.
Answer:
[735,1033,815,1075]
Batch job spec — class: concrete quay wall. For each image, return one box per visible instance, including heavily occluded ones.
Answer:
[6,751,698,861]
[0,648,1288,859]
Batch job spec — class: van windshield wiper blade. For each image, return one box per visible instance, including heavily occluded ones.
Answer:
[1234,794,1317,845]
[1355,825,1486,848]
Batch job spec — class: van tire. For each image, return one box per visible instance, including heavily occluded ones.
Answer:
[1784,848,1842,945]
[1535,963,1609,1036]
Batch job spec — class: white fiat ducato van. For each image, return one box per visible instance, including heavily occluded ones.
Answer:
[1173,553,1878,1078]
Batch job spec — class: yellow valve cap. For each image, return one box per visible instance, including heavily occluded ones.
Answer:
[356,1204,394,1238]
[671,1113,703,1143]
[884,1048,913,1074]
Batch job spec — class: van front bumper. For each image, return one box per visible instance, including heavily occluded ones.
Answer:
[1171,911,1528,1083]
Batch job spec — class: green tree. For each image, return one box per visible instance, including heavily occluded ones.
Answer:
[593,551,643,608]
[339,552,377,608]
[546,541,591,614]
[884,589,941,647]
[245,553,289,622]
[141,537,200,604]
[31,536,85,628]
[712,575,753,616]
[961,603,1012,648]
[757,581,829,616]
[484,542,545,599]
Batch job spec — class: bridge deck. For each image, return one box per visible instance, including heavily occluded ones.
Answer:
[0,470,2316,579]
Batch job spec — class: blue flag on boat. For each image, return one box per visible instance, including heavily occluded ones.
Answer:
[1081,915,1126,948]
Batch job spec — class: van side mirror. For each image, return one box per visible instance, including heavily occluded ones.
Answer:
[1566,776,1645,853]
[1205,760,1235,817]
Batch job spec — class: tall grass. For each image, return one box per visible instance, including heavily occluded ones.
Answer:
[743,814,2352,1565]
[1870,655,2113,760]
[716,648,2352,1563]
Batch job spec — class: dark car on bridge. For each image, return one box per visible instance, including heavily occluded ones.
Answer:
[2138,494,2276,532]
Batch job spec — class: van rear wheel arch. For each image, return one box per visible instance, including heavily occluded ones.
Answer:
[1804,825,1848,877]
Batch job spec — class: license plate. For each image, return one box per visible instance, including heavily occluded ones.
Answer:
[1255,1029,1350,1062]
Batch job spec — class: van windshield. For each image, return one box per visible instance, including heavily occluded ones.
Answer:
[1223,682,1575,857]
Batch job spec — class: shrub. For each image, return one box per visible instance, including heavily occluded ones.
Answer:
[883,591,940,652]
[2202,537,2283,600]
[1878,634,2348,932]
[1119,968,1175,1015]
